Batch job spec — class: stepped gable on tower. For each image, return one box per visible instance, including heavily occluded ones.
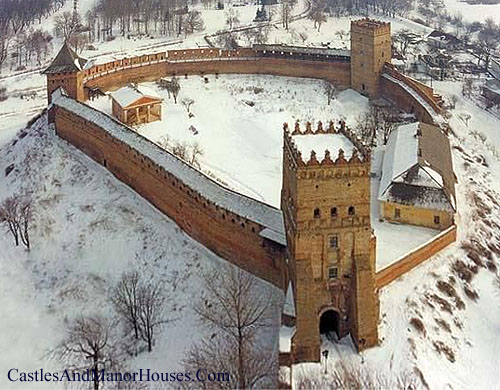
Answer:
[42,41,88,74]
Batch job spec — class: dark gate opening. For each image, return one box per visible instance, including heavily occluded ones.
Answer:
[319,310,340,338]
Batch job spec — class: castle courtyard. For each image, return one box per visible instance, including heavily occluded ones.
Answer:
[89,74,440,271]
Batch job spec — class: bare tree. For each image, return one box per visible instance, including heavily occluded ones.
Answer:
[310,0,327,32]
[280,0,296,31]
[18,198,32,250]
[324,82,337,105]
[0,196,21,246]
[111,270,141,340]
[192,265,278,389]
[0,196,32,249]
[393,29,416,58]
[55,316,119,390]
[182,10,205,36]
[182,98,195,116]
[190,142,204,167]
[54,11,81,40]
[378,106,398,145]
[225,8,240,30]
[137,278,173,352]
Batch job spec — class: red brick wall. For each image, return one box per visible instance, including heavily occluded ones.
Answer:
[53,105,287,289]
[375,224,457,288]
[82,50,351,94]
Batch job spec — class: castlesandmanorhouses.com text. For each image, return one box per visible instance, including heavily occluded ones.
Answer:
[7,368,231,384]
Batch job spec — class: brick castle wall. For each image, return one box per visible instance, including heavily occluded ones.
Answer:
[82,48,351,95]
[375,224,457,288]
[51,103,287,289]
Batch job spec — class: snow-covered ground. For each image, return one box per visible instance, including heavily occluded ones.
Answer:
[0,117,282,389]
[89,74,440,270]
[440,0,500,23]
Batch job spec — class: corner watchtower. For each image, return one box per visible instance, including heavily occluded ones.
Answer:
[281,120,379,363]
[42,42,87,103]
[350,18,391,97]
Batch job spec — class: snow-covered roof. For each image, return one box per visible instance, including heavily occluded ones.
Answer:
[379,122,455,212]
[292,133,356,161]
[379,122,419,199]
[51,89,286,245]
[283,281,295,317]
[111,85,162,108]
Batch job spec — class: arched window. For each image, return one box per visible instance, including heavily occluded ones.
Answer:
[330,207,338,218]
[313,208,321,219]
[348,206,355,216]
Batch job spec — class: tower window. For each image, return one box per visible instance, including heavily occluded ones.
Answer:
[328,267,338,279]
[330,207,337,217]
[313,208,321,219]
[434,215,440,225]
[329,235,339,249]
[348,206,355,216]
[395,208,401,218]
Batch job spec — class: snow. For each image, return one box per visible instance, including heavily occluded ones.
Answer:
[0,116,283,388]
[52,89,286,244]
[283,282,295,317]
[279,326,296,353]
[382,73,442,123]
[441,0,500,23]
[89,76,370,207]
[110,85,162,108]
[379,122,420,199]
[292,133,356,161]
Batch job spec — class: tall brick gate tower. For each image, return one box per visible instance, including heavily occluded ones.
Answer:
[350,19,391,97]
[281,121,379,363]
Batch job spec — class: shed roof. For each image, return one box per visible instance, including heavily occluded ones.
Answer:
[111,85,163,108]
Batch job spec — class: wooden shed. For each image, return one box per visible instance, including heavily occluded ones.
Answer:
[111,85,163,125]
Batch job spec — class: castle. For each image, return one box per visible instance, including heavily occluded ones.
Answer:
[43,19,455,365]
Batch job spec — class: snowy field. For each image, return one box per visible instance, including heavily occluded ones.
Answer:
[439,0,500,23]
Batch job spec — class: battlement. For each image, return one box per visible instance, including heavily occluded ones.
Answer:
[283,121,370,169]
[351,18,391,35]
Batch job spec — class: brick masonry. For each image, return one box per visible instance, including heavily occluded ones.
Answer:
[376,224,457,288]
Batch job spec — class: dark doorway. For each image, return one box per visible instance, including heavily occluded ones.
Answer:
[102,159,107,168]
[319,310,340,338]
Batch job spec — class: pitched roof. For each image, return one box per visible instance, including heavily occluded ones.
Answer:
[379,122,456,211]
[42,42,88,74]
[111,85,163,108]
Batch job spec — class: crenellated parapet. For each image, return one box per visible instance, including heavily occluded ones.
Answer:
[283,120,371,169]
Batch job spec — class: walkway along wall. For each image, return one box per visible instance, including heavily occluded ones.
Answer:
[49,89,287,289]
[375,224,457,288]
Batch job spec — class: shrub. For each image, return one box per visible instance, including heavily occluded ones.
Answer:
[463,285,479,301]
[434,318,451,333]
[433,340,456,362]
[410,317,426,336]
[0,87,7,102]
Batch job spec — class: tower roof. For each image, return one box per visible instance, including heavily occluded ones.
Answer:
[42,41,88,74]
